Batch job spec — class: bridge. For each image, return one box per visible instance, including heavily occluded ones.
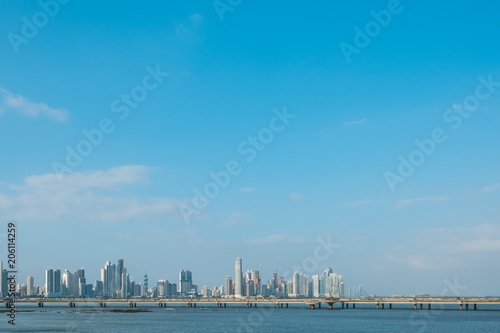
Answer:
[6,297,500,311]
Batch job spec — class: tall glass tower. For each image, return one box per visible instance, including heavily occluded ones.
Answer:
[235,257,242,297]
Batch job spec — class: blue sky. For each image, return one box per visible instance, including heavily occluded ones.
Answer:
[1,0,500,296]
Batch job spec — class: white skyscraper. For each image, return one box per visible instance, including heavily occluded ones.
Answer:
[235,257,242,298]
[27,276,34,296]
[312,275,320,298]
[293,271,300,296]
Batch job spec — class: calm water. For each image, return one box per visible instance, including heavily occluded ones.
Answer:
[2,303,499,332]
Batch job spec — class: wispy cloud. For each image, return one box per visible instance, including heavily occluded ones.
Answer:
[386,223,500,271]
[189,13,203,23]
[342,118,366,126]
[247,234,312,245]
[481,183,500,193]
[0,87,68,122]
[240,187,256,193]
[395,196,450,208]
[221,212,245,226]
[347,199,373,206]
[176,13,203,39]
[0,165,185,223]
[290,192,305,201]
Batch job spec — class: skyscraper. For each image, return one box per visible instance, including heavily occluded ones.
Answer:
[27,276,34,296]
[121,268,129,298]
[224,276,233,296]
[234,257,242,298]
[101,261,117,297]
[312,275,320,298]
[45,269,61,297]
[0,260,5,298]
[117,259,124,290]
[144,274,149,295]
[179,270,193,294]
[157,280,166,297]
[293,272,300,296]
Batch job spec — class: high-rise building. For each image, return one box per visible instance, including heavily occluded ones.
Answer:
[101,261,117,297]
[144,274,149,294]
[94,280,103,297]
[54,270,61,295]
[27,276,34,296]
[45,269,61,297]
[0,261,7,298]
[312,275,320,298]
[293,272,300,296]
[117,259,124,290]
[234,257,242,298]
[157,280,166,297]
[121,268,129,298]
[178,270,193,294]
[224,276,233,296]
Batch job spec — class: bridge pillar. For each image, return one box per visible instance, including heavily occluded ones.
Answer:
[376,303,379,309]
[104,303,106,307]
[474,304,477,310]
[414,303,417,310]
[341,302,344,309]
[428,304,431,310]
[255,303,257,308]
[353,303,355,309]
[318,303,321,309]
[281,303,283,308]
[389,303,392,309]
[246,302,249,308]
[466,304,469,310]
[225,303,227,308]
[286,303,288,308]
[277,303,280,308]
[382,303,385,309]
[194,303,196,308]
[420,304,423,310]
[346,303,349,309]
[460,304,463,311]
[134,303,137,307]
[309,304,315,310]
[328,303,333,310]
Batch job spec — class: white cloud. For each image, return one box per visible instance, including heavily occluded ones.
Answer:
[240,187,256,193]
[395,196,450,208]
[342,118,367,126]
[0,87,68,122]
[386,223,500,271]
[189,13,203,22]
[347,199,373,206]
[0,165,185,223]
[290,192,305,201]
[247,234,312,245]
[480,183,500,193]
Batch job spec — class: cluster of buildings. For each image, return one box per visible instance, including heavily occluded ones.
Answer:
[0,258,366,299]
[222,257,349,298]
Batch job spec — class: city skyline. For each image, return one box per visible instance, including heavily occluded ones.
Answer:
[1,0,500,297]
[2,256,372,299]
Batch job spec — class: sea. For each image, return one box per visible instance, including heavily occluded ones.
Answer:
[2,302,499,332]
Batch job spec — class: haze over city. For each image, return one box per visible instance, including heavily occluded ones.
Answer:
[1,0,500,297]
